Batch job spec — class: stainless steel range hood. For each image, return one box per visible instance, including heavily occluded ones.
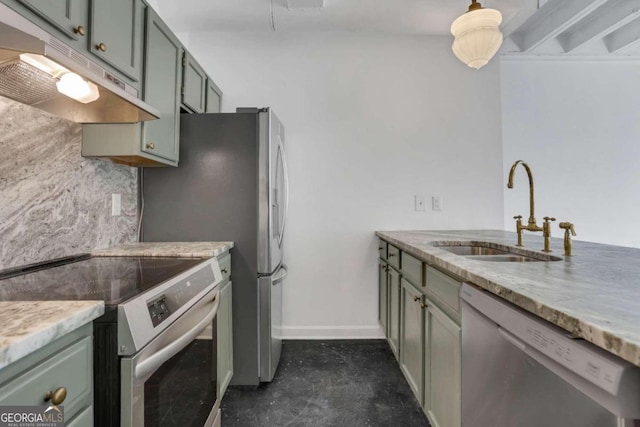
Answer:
[0,3,159,123]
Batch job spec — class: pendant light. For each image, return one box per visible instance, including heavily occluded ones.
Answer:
[450,0,503,70]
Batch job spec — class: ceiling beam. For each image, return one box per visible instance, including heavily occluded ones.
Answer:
[559,0,640,52]
[604,16,640,51]
[509,0,608,52]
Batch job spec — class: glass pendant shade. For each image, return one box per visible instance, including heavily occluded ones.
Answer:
[451,8,503,70]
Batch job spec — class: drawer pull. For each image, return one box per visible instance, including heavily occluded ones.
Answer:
[73,26,86,36]
[221,267,228,274]
[96,42,107,52]
[44,387,67,405]
[378,247,383,250]
[388,253,396,258]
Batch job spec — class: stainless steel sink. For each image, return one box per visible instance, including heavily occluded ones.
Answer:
[433,242,562,262]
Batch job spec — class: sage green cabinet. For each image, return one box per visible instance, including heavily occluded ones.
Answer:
[0,324,93,425]
[425,303,461,427]
[400,278,424,402]
[140,7,182,164]
[182,52,207,113]
[387,267,400,360]
[17,0,88,43]
[82,7,181,166]
[217,266,233,398]
[377,239,462,427]
[205,78,222,113]
[89,0,145,82]
[378,260,388,333]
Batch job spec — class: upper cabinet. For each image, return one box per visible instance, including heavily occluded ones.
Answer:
[17,0,89,43]
[206,78,222,113]
[3,0,223,167]
[89,0,145,82]
[140,8,182,163]
[182,52,207,113]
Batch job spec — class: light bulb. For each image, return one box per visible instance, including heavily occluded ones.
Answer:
[55,72,100,103]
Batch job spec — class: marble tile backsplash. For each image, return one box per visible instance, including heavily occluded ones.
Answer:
[0,97,138,270]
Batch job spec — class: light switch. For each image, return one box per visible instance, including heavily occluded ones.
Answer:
[111,193,121,216]
[415,195,426,211]
[432,196,442,211]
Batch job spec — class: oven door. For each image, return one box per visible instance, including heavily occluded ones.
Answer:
[121,288,220,427]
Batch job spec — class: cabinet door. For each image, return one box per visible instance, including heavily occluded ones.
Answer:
[378,260,388,333]
[182,52,207,113]
[387,268,400,360]
[217,280,233,398]
[18,0,89,41]
[205,78,222,113]
[400,278,424,402]
[90,0,144,81]
[140,9,181,163]
[425,303,461,427]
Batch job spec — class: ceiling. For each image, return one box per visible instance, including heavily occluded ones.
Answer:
[154,0,640,57]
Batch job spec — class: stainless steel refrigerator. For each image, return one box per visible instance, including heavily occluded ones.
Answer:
[142,107,289,385]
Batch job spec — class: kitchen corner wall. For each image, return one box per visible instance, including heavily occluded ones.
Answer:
[0,97,138,270]
[184,32,504,339]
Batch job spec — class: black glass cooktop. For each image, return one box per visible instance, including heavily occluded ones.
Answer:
[0,256,206,306]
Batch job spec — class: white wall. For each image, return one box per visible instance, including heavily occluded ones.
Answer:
[501,60,640,248]
[186,32,504,338]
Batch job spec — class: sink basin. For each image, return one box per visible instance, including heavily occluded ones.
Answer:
[433,242,562,262]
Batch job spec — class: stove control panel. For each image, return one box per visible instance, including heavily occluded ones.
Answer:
[148,294,171,327]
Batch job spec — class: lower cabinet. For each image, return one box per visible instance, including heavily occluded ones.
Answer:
[217,279,234,398]
[377,240,462,427]
[424,302,461,427]
[387,267,401,359]
[0,324,94,426]
[378,259,388,334]
[400,279,424,401]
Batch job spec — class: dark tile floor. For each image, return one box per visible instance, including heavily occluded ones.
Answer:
[221,340,430,426]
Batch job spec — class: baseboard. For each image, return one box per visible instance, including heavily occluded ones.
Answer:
[280,325,385,340]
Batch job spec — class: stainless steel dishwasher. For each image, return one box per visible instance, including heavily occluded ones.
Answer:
[461,283,640,427]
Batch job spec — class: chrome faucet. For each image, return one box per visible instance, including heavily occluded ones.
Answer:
[507,160,555,252]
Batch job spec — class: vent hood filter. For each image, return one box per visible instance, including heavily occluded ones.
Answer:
[0,60,58,105]
[0,2,159,123]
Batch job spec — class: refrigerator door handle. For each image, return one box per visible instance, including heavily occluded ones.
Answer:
[278,140,289,245]
[272,264,288,285]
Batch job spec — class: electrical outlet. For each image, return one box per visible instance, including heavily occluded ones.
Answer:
[111,193,121,216]
[415,195,426,211]
[432,196,442,211]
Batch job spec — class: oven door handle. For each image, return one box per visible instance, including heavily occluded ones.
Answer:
[134,292,220,380]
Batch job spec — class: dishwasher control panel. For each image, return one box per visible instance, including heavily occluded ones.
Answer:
[461,284,633,396]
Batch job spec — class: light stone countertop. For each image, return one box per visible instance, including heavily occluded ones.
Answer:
[92,241,234,258]
[0,301,104,369]
[376,229,640,367]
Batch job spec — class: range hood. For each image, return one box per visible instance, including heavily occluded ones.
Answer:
[0,3,159,123]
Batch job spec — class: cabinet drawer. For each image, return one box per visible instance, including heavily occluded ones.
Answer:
[387,244,400,269]
[401,252,423,287]
[426,266,461,319]
[378,239,387,259]
[0,335,92,419]
[218,253,231,283]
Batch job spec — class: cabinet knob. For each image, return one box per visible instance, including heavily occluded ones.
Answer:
[388,253,396,258]
[420,302,428,309]
[413,296,420,302]
[221,267,228,274]
[146,143,155,150]
[73,26,86,36]
[378,247,383,250]
[44,387,67,405]
[96,42,107,52]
